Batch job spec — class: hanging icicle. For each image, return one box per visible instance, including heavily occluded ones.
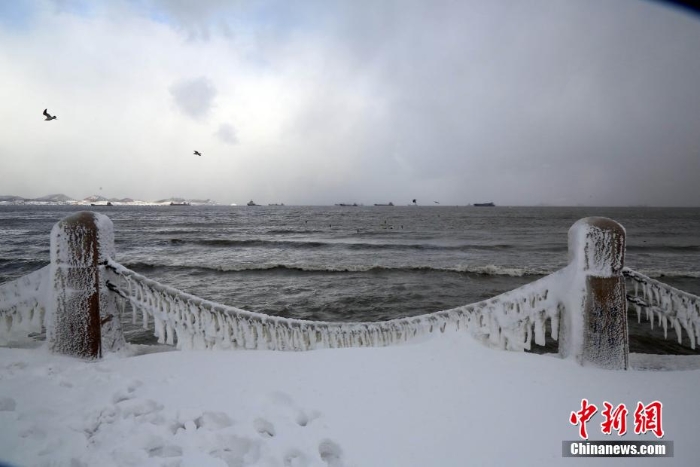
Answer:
[623,268,700,351]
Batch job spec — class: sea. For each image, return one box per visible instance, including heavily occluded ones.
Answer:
[1,205,699,353]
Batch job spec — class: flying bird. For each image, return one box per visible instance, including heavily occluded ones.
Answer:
[194,150,202,157]
[43,109,57,121]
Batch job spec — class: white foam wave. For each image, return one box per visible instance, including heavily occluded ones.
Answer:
[634,269,700,279]
[124,261,551,277]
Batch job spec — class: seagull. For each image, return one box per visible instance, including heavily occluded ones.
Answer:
[194,150,202,157]
[43,109,57,121]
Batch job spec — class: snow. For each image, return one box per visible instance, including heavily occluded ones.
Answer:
[1,334,699,467]
[2,213,699,465]
[568,217,625,278]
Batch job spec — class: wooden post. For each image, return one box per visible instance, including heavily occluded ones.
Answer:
[566,217,628,369]
[46,212,124,358]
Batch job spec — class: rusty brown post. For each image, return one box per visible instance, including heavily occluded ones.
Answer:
[565,217,628,370]
[46,211,123,358]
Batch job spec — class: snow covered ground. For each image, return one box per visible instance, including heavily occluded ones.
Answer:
[1,332,699,467]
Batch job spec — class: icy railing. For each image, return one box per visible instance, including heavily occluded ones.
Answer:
[623,267,700,349]
[0,266,50,342]
[106,258,567,352]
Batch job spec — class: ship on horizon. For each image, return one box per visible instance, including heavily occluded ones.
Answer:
[473,202,495,207]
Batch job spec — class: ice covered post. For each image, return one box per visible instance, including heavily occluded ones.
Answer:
[46,212,125,358]
[563,217,628,370]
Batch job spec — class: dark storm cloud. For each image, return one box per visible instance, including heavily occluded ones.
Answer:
[305,0,700,205]
[169,76,217,120]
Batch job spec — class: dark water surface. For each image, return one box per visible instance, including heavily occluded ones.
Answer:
[1,205,699,352]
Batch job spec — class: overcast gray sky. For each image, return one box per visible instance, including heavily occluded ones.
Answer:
[1,0,699,206]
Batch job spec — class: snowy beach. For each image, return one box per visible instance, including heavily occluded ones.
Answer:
[2,333,700,467]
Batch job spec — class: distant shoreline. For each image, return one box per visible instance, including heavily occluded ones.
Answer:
[2,202,699,208]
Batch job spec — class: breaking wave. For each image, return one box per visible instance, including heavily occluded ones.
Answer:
[122,261,550,277]
[164,237,528,252]
[634,269,700,279]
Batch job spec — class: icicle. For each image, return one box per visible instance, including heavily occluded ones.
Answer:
[674,318,682,344]
[131,282,137,326]
[550,306,560,341]
[687,320,696,350]
[3,314,12,333]
[302,324,313,349]
[224,316,236,349]
[258,319,271,350]
[165,320,174,346]
[269,323,280,350]
[662,315,668,339]
[534,312,545,347]
[521,319,531,350]
[174,323,184,350]
[153,313,165,343]
[497,327,506,350]
[246,319,258,349]
[488,314,500,346]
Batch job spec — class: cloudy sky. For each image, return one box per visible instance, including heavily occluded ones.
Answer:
[1,0,699,206]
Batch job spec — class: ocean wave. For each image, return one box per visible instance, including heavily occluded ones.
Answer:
[122,261,550,277]
[167,238,329,249]
[627,245,700,253]
[0,258,48,268]
[164,237,521,252]
[265,229,321,235]
[632,269,700,279]
[0,259,49,280]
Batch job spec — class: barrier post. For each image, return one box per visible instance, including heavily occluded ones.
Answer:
[46,211,124,358]
[564,217,628,369]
